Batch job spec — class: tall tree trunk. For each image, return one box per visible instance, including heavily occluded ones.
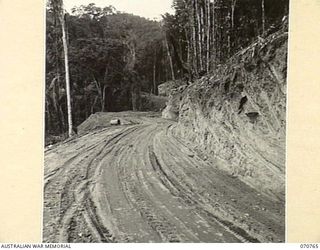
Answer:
[262,0,265,34]
[162,41,169,81]
[45,99,52,135]
[178,39,183,64]
[91,96,98,114]
[165,36,175,80]
[153,52,156,95]
[231,0,237,30]
[58,104,66,132]
[231,0,237,54]
[60,9,73,137]
[85,94,89,119]
[200,3,205,71]
[124,38,139,111]
[211,0,216,69]
[206,0,211,72]
[182,0,195,76]
[227,10,231,57]
[93,78,104,112]
[192,1,198,75]
[102,85,107,112]
[131,83,140,111]
[52,78,65,134]
[195,0,203,71]
[184,28,191,69]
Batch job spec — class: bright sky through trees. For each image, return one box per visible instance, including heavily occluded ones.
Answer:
[64,0,174,19]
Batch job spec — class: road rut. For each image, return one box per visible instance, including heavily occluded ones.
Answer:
[43,113,284,243]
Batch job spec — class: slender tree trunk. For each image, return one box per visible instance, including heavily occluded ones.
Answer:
[231,0,237,53]
[262,0,265,34]
[231,0,237,30]
[85,94,88,119]
[153,52,156,95]
[131,83,140,111]
[102,85,107,112]
[206,0,211,72]
[45,99,52,135]
[165,35,175,80]
[102,67,109,111]
[52,79,65,133]
[200,4,205,70]
[211,0,216,69]
[184,28,191,69]
[124,39,140,111]
[192,1,198,75]
[178,39,183,64]
[162,41,169,81]
[182,0,195,75]
[93,78,104,111]
[91,96,98,114]
[195,0,203,71]
[58,104,66,132]
[227,10,231,57]
[60,11,73,137]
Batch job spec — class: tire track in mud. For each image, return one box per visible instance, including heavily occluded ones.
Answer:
[158,135,258,236]
[44,113,284,243]
[106,125,182,242]
[68,128,142,243]
[114,124,237,242]
[149,144,259,242]
[44,129,117,188]
[152,125,284,242]
[60,126,142,243]
[43,126,139,242]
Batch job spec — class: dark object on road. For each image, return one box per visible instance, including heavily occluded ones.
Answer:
[110,119,121,125]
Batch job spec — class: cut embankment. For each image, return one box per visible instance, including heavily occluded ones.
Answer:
[163,27,288,201]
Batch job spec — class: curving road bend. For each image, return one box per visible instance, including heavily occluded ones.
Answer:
[43,113,285,243]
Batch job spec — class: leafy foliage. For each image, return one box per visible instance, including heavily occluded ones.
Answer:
[45,0,289,138]
[45,3,168,136]
[162,0,289,78]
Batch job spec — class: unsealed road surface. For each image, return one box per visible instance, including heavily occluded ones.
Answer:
[43,113,284,243]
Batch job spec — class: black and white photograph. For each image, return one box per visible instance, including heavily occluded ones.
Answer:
[43,0,289,243]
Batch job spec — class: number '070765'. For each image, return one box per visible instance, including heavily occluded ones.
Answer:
[300,244,319,249]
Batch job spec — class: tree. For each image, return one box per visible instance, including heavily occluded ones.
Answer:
[164,33,175,81]
[206,0,211,72]
[46,11,65,134]
[163,0,289,73]
[69,37,126,112]
[262,0,265,34]
[48,0,73,137]
[211,0,216,69]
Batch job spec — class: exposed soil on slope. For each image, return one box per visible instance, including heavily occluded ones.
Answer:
[163,26,288,201]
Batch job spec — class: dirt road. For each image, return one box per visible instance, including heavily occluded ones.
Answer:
[43,112,284,243]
